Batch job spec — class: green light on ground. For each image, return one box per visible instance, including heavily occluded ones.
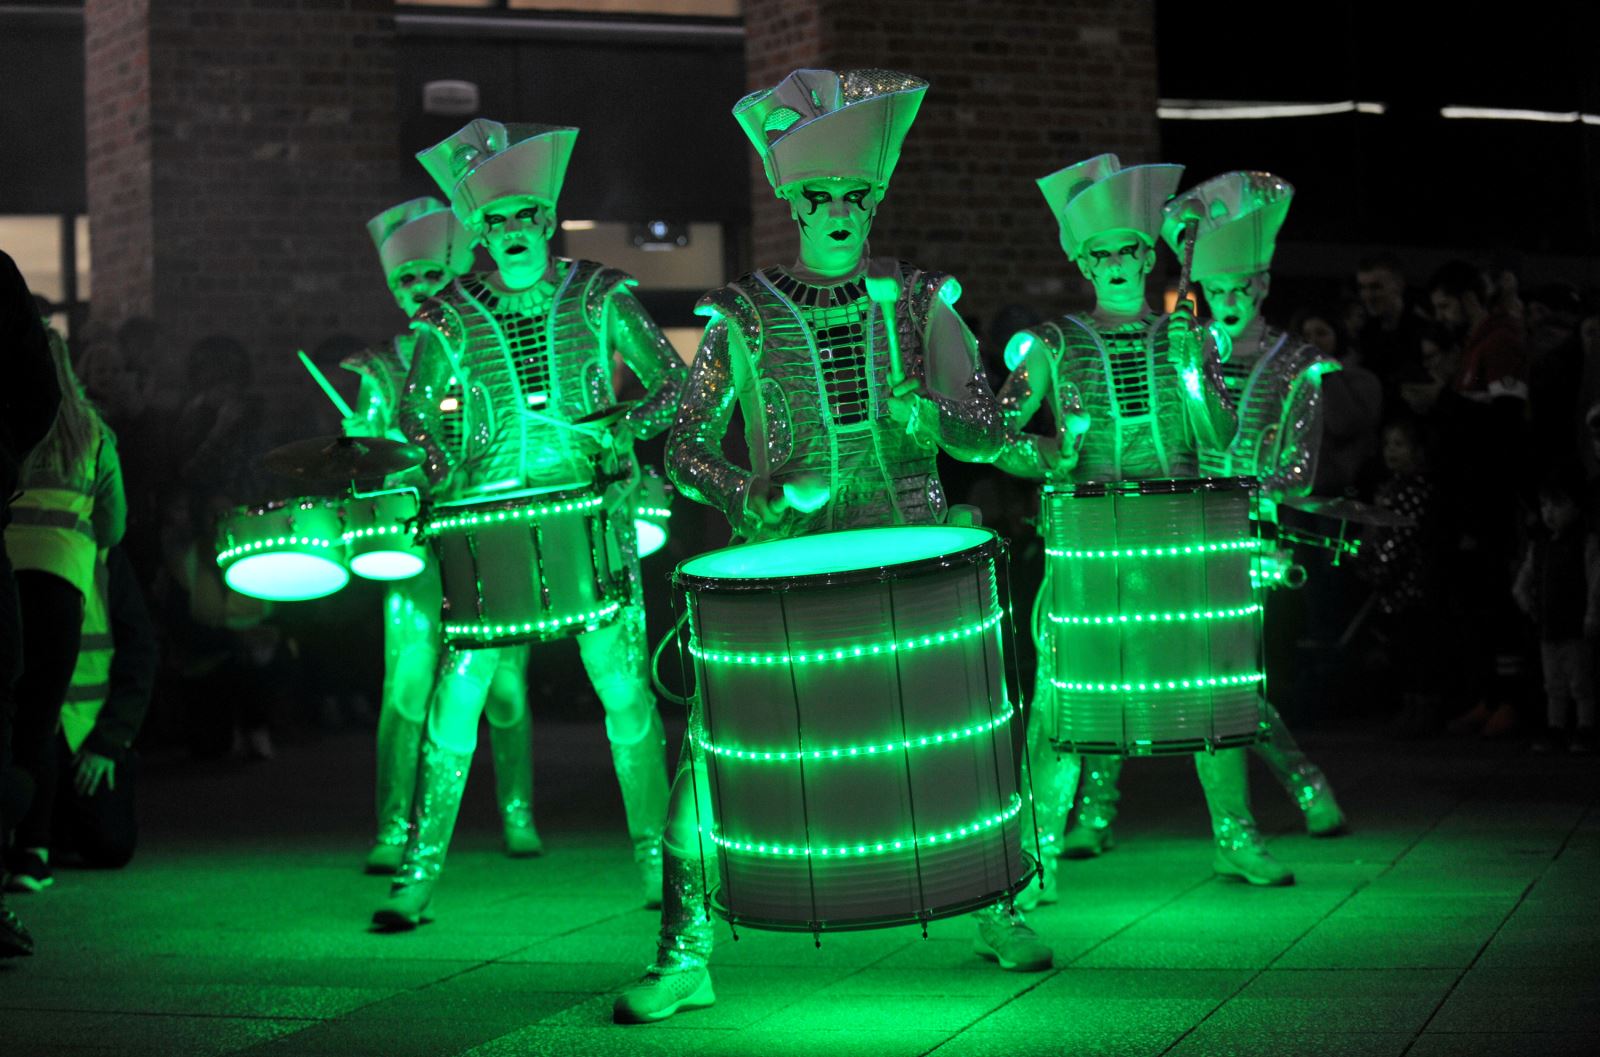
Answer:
[681,526,990,580]
[223,553,349,601]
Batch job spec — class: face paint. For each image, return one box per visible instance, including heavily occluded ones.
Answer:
[1201,272,1268,340]
[387,259,452,317]
[478,194,554,289]
[1075,230,1153,315]
[785,177,876,279]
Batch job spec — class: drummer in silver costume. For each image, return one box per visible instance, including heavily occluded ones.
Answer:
[341,197,540,876]
[373,120,687,930]
[996,154,1297,896]
[1161,171,1347,838]
[615,69,1039,1027]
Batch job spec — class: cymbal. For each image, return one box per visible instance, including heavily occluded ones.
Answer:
[262,435,424,482]
[1283,494,1416,529]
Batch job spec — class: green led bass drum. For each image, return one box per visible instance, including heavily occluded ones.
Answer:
[1042,477,1267,756]
[214,496,349,602]
[422,484,627,648]
[676,525,1032,933]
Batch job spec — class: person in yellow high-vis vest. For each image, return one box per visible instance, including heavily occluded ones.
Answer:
[51,546,154,869]
[3,328,124,894]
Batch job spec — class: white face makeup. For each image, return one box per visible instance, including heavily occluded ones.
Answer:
[1201,272,1270,340]
[1076,229,1154,315]
[784,177,877,279]
[478,194,554,289]
[386,259,451,316]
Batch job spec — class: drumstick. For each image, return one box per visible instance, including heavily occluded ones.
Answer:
[1172,209,1202,313]
[297,350,355,419]
[864,261,908,391]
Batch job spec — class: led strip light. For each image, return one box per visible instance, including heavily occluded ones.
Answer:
[692,703,1015,763]
[1048,604,1261,626]
[689,607,1002,666]
[1045,539,1258,560]
[444,600,621,641]
[713,793,1022,858]
[1052,672,1264,693]
[424,493,603,534]
[217,536,337,565]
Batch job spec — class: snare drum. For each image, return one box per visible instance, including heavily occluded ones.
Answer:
[342,489,427,581]
[422,484,627,648]
[1042,477,1266,756]
[633,466,673,559]
[215,496,349,601]
[676,525,1031,933]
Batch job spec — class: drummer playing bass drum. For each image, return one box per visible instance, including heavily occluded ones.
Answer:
[375,119,688,930]
[614,68,1047,1026]
[993,155,1299,893]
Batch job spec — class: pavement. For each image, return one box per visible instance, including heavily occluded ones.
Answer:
[4,716,1597,1057]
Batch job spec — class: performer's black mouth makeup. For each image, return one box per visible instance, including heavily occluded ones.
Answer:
[828,229,850,242]
[505,244,528,255]
[1223,314,1240,326]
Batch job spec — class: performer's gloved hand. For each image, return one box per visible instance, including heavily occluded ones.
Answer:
[1165,300,1205,378]
[742,475,793,532]
[74,750,116,797]
[887,379,939,449]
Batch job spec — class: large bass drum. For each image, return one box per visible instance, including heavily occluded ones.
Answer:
[676,525,1032,933]
[1041,477,1266,756]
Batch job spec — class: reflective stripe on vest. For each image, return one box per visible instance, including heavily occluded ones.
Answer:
[60,555,113,753]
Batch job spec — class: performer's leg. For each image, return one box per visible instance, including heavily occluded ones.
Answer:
[613,732,717,1023]
[367,569,439,873]
[1251,700,1346,836]
[1016,701,1074,909]
[1060,754,1121,858]
[372,646,498,930]
[1194,748,1294,886]
[577,601,668,908]
[485,645,541,857]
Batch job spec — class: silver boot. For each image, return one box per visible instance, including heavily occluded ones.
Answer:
[1060,754,1121,858]
[489,709,543,857]
[612,840,717,1023]
[610,709,669,909]
[1252,702,1347,836]
[366,706,423,874]
[1195,748,1294,886]
[372,740,473,930]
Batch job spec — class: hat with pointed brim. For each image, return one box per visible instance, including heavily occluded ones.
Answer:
[734,68,927,196]
[367,197,474,278]
[416,120,578,229]
[1039,154,1184,260]
[1162,171,1294,280]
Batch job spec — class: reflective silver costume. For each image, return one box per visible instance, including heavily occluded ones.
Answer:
[1199,324,1329,497]
[670,262,1001,539]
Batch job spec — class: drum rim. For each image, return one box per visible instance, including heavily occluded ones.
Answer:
[432,482,597,512]
[227,495,345,518]
[672,527,1002,593]
[1041,476,1257,498]
[707,852,1037,934]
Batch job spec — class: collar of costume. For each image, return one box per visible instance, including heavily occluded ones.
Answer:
[734,68,927,196]
[416,118,579,228]
[1037,154,1184,259]
[1161,171,1294,281]
[767,266,868,308]
[367,196,474,279]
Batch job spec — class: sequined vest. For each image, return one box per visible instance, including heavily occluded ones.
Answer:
[1197,328,1320,490]
[707,262,950,535]
[414,260,621,498]
[1039,313,1197,483]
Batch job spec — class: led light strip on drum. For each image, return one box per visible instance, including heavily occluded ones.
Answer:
[216,536,337,565]
[712,793,1022,858]
[1051,672,1264,693]
[342,524,413,542]
[444,601,621,641]
[637,506,672,519]
[689,607,1003,666]
[692,703,1015,763]
[424,494,603,534]
[1045,539,1258,560]
[1047,604,1261,626]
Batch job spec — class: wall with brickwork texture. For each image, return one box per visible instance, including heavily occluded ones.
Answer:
[742,0,1160,334]
[85,0,401,438]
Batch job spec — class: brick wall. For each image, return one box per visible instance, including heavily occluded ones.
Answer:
[85,0,155,326]
[743,0,1160,333]
[85,0,402,438]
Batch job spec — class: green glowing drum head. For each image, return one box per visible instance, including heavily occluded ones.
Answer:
[216,496,349,602]
[633,467,672,559]
[224,552,350,601]
[349,549,427,581]
[343,491,425,582]
[680,525,993,583]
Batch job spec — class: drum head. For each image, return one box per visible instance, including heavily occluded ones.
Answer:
[678,525,994,587]
[224,552,348,601]
[349,550,427,581]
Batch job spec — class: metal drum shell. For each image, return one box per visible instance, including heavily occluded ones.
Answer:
[422,486,626,648]
[1043,477,1266,757]
[214,496,350,602]
[342,490,427,581]
[677,526,1030,933]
